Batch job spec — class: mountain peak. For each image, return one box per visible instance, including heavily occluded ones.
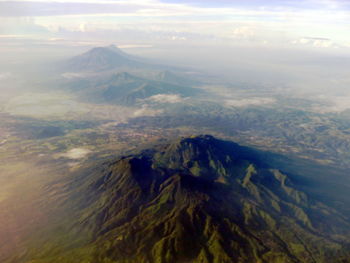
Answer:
[166,134,220,159]
[179,134,216,143]
[106,44,120,51]
[19,135,350,263]
[154,135,238,180]
[84,135,350,261]
[64,45,145,72]
[88,45,125,56]
[164,134,231,158]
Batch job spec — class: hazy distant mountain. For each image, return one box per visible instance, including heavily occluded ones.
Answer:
[154,70,201,87]
[16,135,350,263]
[59,45,205,106]
[70,71,201,105]
[64,45,149,72]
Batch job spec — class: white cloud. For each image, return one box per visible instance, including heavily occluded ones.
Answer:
[225,97,276,108]
[1,0,350,49]
[231,27,255,39]
[0,0,157,3]
[61,72,90,79]
[133,105,163,117]
[292,37,336,48]
[146,94,184,104]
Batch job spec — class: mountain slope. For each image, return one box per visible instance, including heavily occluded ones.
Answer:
[154,70,201,87]
[13,135,350,263]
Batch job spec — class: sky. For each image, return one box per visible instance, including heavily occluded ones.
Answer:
[1,0,350,50]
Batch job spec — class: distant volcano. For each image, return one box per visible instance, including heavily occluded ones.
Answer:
[64,45,148,72]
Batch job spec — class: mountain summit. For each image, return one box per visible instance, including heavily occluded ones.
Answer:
[14,135,350,263]
[64,45,146,72]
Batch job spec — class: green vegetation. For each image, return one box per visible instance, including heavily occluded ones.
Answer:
[8,135,349,263]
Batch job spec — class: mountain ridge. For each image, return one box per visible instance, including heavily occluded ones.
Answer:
[66,71,201,105]
[13,135,350,263]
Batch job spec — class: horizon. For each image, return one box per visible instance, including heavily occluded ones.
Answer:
[1,0,350,51]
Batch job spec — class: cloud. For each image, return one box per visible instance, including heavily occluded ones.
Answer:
[0,1,146,17]
[61,72,90,79]
[231,27,255,39]
[145,94,185,104]
[311,94,350,113]
[1,0,350,49]
[133,105,163,117]
[225,97,276,107]
[292,37,336,48]
[0,17,49,36]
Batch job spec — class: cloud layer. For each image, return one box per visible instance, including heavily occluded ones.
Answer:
[1,0,349,50]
